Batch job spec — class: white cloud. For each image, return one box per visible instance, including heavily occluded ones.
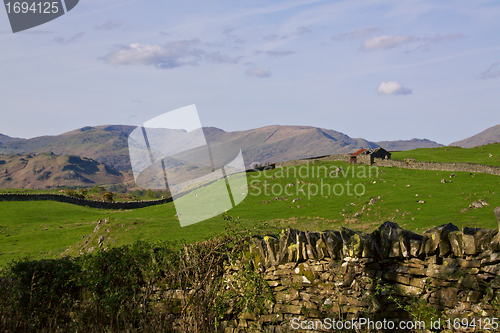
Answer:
[245,67,272,78]
[53,32,85,44]
[100,39,203,69]
[331,27,381,41]
[361,35,413,51]
[377,81,412,95]
[95,20,124,31]
[479,62,500,79]
[360,33,464,51]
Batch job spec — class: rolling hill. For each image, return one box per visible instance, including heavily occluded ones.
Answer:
[449,124,500,148]
[0,152,125,189]
[0,124,445,172]
[375,138,443,151]
[0,133,22,144]
[0,126,133,171]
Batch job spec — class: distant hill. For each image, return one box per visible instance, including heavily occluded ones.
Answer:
[449,124,500,148]
[0,125,134,171]
[202,125,380,167]
[375,138,443,151]
[0,133,23,145]
[1,124,450,171]
[0,125,381,170]
[0,152,125,189]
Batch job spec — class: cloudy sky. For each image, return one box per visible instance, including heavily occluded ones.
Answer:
[1,0,499,144]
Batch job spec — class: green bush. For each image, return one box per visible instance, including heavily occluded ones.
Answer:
[1,257,81,331]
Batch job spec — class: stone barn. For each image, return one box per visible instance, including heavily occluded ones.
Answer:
[349,148,370,164]
[350,148,391,165]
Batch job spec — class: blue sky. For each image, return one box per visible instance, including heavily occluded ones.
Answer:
[1,0,499,144]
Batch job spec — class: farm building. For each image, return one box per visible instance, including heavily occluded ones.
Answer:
[349,148,391,165]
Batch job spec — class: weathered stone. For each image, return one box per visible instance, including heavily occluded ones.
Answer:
[409,239,422,257]
[260,314,283,322]
[340,228,365,258]
[296,231,308,263]
[275,304,302,314]
[462,234,476,255]
[239,312,257,321]
[322,230,342,259]
[372,221,403,259]
[314,237,328,260]
[278,228,299,264]
[383,272,410,285]
[482,263,500,274]
[276,289,300,302]
[490,233,500,251]
[457,258,481,268]
[394,283,423,296]
[463,227,497,254]
[432,287,458,301]
[421,223,459,256]
[459,275,479,290]
[489,276,500,289]
[426,263,457,278]
[267,281,280,287]
[448,231,464,257]
[304,231,320,259]
[395,265,426,276]
[409,278,427,289]
[466,291,483,303]
[263,235,280,267]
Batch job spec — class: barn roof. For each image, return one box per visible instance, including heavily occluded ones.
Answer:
[351,148,369,156]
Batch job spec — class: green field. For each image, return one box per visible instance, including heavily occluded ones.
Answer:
[1,159,499,267]
[391,143,500,166]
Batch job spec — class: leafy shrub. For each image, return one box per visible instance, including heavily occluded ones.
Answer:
[103,192,113,202]
[0,257,81,331]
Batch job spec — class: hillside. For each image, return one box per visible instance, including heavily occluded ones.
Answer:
[202,125,380,167]
[0,152,125,189]
[0,133,23,144]
[0,126,133,171]
[1,124,455,171]
[1,160,499,267]
[1,125,380,170]
[391,143,500,166]
[375,138,443,151]
[450,124,500,148]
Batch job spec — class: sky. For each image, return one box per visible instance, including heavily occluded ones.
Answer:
[0,0,499,145]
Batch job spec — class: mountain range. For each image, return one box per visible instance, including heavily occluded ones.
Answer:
[1,123,498,189]
[0,124,445,171]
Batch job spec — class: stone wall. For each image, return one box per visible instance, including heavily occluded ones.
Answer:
[372,158,500,175]
[162,210,500,332]
[275,154,350,167]
[0,193,171,209]
[276,155,500,176]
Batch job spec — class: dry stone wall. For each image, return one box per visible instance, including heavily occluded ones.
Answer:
[0,193,171,209]
[373,159,500,176]
[162,209,500,332]
[276,155,500,176]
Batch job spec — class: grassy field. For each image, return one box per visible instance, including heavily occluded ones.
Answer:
[1,159,499,267]
[391,143,500,166]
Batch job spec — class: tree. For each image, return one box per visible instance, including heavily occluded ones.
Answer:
[103,192,114,202]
